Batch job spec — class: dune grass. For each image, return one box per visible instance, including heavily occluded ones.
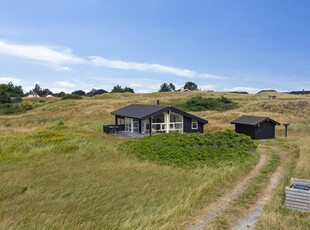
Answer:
[0,124,259,229]
[1,91,310,229]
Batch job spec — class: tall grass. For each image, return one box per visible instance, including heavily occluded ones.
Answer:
[1,91,310,229]
[0,125,259,229]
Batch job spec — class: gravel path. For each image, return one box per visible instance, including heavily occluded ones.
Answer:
[232,155,284,230]
[189,154,267,230]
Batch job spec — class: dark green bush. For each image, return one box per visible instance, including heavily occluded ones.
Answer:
[179,96,236,111]
[61,94,82,100]
[125,130,257,168]
[0,101,34,114]
[0,104,20,114]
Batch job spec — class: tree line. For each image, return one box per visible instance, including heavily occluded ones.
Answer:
[159,81,198,92]
[0,80,200,104]
[0,82,136,104]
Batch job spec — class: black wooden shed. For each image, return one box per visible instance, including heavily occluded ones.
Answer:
[231,115,280,139]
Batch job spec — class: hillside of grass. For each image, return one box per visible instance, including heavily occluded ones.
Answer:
[1,91,310,229]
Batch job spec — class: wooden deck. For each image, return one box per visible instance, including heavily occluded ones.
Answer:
[113,131,146,139]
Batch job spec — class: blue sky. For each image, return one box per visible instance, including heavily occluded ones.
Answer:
[0,0,310,93]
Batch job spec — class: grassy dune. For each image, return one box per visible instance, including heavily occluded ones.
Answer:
[1,91,310,229]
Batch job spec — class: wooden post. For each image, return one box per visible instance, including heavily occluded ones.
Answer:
[284,123,289,138]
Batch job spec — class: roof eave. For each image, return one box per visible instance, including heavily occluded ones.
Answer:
[230,122,256,126]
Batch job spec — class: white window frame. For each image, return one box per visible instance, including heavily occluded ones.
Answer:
[125,117,133,132]
[191,120,198,129]
[117,118,125,125]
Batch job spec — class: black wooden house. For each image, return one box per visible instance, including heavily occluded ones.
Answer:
[72,90,86,96]
[86,89,108,97]
[231,115,280,139]
[105,104,208,134]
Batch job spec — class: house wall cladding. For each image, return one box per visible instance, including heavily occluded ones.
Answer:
[235,125,255,139]
[183,116,203,133]
[235,122,276,139]
[285,178,310,212]
[255,122,275,139]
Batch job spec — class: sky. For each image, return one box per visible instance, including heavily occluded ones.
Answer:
[0,0,310,94]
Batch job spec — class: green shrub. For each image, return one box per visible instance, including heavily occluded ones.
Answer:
[19,101,34,111]
[0,104,20,114]
[125,130,257,168]
[12,96,23,103]
[61,94,82,100]
[179,96,236,111]
[0,101,35,115]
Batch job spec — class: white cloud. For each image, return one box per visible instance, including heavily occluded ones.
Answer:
[223,87,262,94]
[23,85,33,92]
[0,40,229,82]
[50,87,68,93]
[89,56,228,80]
[0,40,84,65]
[57,66,72,71]
[55,81,75,87]
[0,77,21,84]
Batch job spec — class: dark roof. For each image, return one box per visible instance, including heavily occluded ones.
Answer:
[228,91,249,94]
[231,115,280,126]
[111,104,208,124]
[112,104,167,119]
[87,89,108,96]
[289,90,310,95]
[257,89,277,94]
[29,90,38,96]
[72,90,86,96]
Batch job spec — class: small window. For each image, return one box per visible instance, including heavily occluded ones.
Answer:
[117,118,125,125]
[192,120,198,129]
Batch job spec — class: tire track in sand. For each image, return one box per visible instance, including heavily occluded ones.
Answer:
[189,154,267,230]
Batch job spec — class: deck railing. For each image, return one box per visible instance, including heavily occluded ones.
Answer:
[151,122,183,133]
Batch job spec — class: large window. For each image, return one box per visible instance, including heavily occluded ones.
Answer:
[192,120,198,129]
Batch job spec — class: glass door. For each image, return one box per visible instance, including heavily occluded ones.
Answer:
[125,118,132,132]
[133,119,139,133]
[141,119,149,134]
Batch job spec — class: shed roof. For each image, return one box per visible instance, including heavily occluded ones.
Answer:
[29,90,38,96]
[231,115,280,126]
[111,104,208,124]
